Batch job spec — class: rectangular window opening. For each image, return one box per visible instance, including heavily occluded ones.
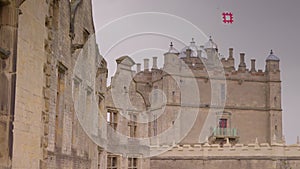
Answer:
[128,158,138,169]
[107,155,118,169]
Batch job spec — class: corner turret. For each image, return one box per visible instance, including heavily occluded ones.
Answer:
[265,50,282,144]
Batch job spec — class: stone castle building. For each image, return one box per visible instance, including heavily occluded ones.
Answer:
[0,0,300,169]
[105,39,300,169]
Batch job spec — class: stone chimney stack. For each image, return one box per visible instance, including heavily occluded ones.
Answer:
[229,48,234,59]
[197,50,202,57]
[144,58,149,71]
[186,49,192,58]
[136,63,141,72]
[152,57,158,69]
[238,53,246,71]
[251,59,256,72]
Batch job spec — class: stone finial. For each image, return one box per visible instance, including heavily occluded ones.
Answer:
[297,136,300,145]
[282,135,286,145]
[191,38,195,43]
[204,136,210,146]
[167,42,179,54]
[152,57,158,69]
[229,48,233,59]
[255,137,259,145]
[144,58,149,71]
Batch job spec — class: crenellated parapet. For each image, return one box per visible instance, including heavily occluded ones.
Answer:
[150,142,300,158]
[133,40,280,84]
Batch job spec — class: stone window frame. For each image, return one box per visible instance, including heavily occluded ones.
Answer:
[107,155,119,169]
[107,109,118,130]
[128,157,138,169]
[216,111,232,129]
[128,113,137,138]
[55,62,68,148]
[72,75,82,146]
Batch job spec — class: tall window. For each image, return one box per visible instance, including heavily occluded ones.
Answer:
[55,64,67,147]
[128,158,138,169]
[107,110,117,130]
[72,78,81,145]
[107,155,118,169]
[128,114,137,137]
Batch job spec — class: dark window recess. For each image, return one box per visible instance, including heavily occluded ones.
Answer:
[219,118,227,128]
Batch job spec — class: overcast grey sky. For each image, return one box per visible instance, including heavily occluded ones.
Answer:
[92,0,300,144]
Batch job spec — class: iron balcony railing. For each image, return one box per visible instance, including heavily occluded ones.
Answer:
[212,127,238,137]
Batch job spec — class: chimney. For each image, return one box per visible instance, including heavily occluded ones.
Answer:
[238,53,246,71]
[186,49,192,58]
[251,59,256,72]
[152,57,158,69]
[136,63,141,72]
[229,48,233,59]
[197,50,202,57]
[144,58,149,71]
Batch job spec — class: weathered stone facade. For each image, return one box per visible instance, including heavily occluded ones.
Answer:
[105,39,299,168]
[0,0,108,168]
[1,0,300,169]
[109,44,283,145]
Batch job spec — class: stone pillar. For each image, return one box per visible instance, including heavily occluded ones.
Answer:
[144,58,149,71]
[136,63,141,72]
[197,50,202,57]
[152,57,158,69]
[186,49,192,58]
[238,53,246,71]
[251,59,256,72]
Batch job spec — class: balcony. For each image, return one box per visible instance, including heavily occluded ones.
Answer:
[209,127,239,145]
[212,127,238,137]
